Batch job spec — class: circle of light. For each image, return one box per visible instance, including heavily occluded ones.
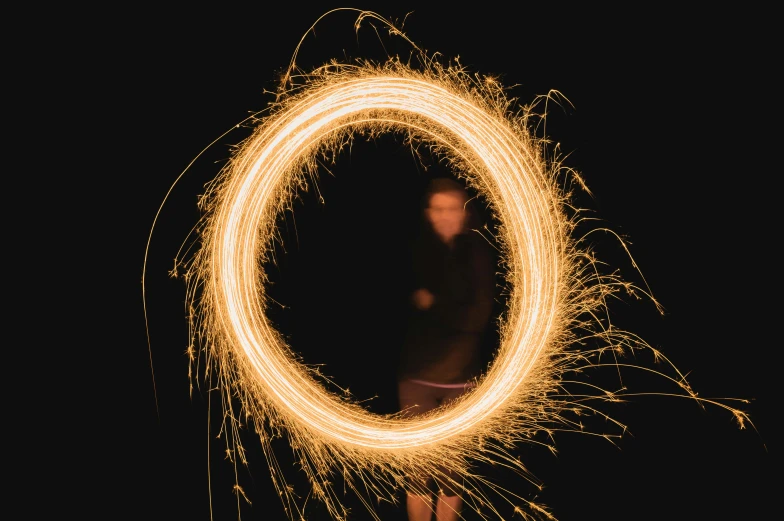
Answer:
[212,74,560,450]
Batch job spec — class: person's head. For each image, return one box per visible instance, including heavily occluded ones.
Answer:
[423,177,471,244]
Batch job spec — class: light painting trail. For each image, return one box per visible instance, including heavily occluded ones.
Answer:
[212,73,559,450]
[161,14,751,521]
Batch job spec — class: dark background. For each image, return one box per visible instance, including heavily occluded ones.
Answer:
[110,5,774,521]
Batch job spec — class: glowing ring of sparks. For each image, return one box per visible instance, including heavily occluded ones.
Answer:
[180,61,599,520]
[207,71,561,449]
[156,36,748,519]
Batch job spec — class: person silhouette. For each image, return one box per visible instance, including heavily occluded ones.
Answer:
[397,177,495,521]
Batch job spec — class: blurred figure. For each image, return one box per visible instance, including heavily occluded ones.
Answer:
[397,177,495,521]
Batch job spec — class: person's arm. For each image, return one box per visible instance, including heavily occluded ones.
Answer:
[428,235,495,334]
[412,287,435,310]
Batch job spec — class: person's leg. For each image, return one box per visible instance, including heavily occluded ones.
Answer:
[435,494,462,521]
[399,380,440,521]
[432,384,471,521]
[407,493,434,521]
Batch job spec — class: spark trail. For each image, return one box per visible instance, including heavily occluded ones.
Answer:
[153,11,750,521]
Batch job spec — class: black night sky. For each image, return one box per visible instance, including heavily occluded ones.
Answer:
[108,5,775,521]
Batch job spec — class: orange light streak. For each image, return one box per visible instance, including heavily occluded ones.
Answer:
[150,13,751,521]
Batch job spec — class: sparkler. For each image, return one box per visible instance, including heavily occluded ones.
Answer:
[149,10,751,521]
